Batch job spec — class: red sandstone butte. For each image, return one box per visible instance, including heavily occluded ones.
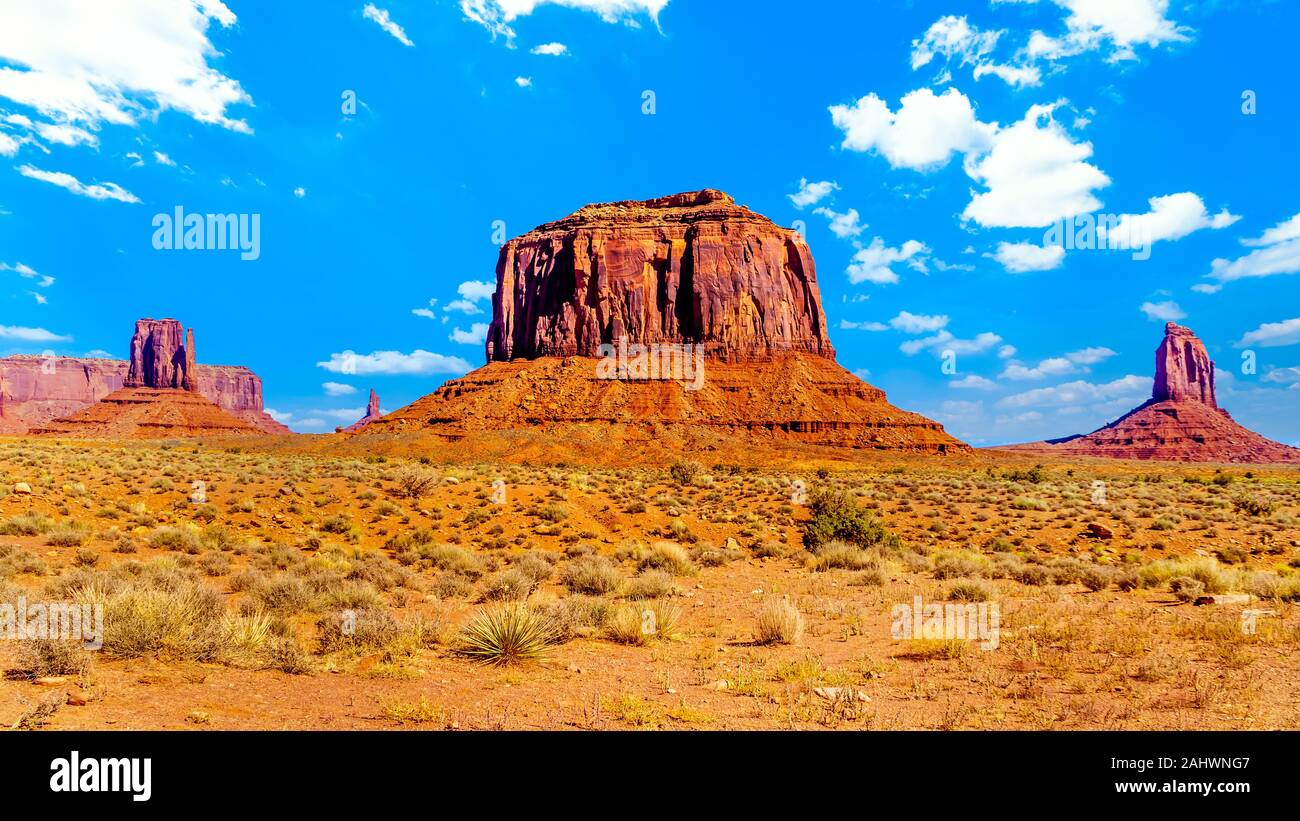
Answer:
[1005,322,1300,463]
[0,318,288,435]
[486,189,834,363]
[341,389,382,432]
[347,190,967,454]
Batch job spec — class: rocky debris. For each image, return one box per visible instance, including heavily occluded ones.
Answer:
[0,320,289,434]
[1001,322,1300,463]
[12,482,31,495]
[345,190,967,455]
[487,189,834,363]
[813,687,871,702]
[1193,594,1252,606]
[341,389,382,432]
[1086,523,1114,540]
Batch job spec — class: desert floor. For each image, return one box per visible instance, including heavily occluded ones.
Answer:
[1,437,1298,730]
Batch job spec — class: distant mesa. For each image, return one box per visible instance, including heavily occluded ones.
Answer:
[339,389,383,433]
[341,189,968,455]
[1004,322,1300,463]
[1,318,288,438]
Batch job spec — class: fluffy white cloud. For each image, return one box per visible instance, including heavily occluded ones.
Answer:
[363,4,415,47]
[901,330,1003,357]
[1027,0,1190,64]
[461,0,669,40]
[788,178,838,209]
[1236,318,1300,349]
[890,311,949,334]
[950,374,997,390]
[317,350,474,375]
[830,87,995,171]
[846,238,929,285]
[515,76,533,88]
[992,241,1065,273]
[1000,346,1115,380]
[530,42,568,56]
[1262,366,1300,386]
[1205,211,1300,287]
[839,319,889,332]
[1101,192,1238,248]
[0,0,251,133]
[0,324,70,342]
[998,374,1148,408]
[449,323,490,345]
[459,280,496,301]
[813,207,864,239]
[322,382,357,396]
[962,102,1109,228]
[17,164,139,203]
[1140,300,1185,322]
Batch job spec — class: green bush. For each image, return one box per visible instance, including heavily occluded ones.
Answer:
[802,489,900,553]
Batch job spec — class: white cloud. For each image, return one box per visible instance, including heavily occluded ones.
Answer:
[838,319,888,332]
[0,324,70,342]
[444,299,483,315]
[266,408,293,424]
[1140,300,1185,322]
[16,164,139,203]
[83,349,113,358]
[411,308,436,319]
[950,374,997,390]
[317,349,474,376]
[788,178,838,209]
[363,4,415,47]
[450,323,490,345]
[0,0,251,133]
[962,102,1109,228]
[813,207,864,239]
[28,291,46,305]
[0,130,18,156]
[830,87,995,171]
[1026,0,1190,64]
[323,382,357,396]
[153,150,176,166]
[993,241,1065,273]
[34,122,97,147]
[530,42,568,56]
[1262,366,1300,386]
[889,311,949,334]
[998,344,1017,359]
[457,280,496,302]
[911,15,1040,88]
[293,186,306,198]
[1205,211,1300,287]
[1101,192,1239,247]
[460,0,670,40]
[1000,347,1114,380]
[846,237,929,285]
[998,374,1148,408]
[515,76,533,88]
[1236,318,1300,349]
[901,330,1003,357]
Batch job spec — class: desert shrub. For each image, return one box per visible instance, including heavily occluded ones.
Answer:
[320,514,353,535]
[809,541,886,572]
[534,595,610,642]
[240,575,314,616]
[754,598,803,645]
[96,580,227,660]
[803,489,900,552]
[199,552,231,577]
[1080,565,1113,592]
[1013,563,1051,586]
[561,555,621,595]
[668,460,701,486]
[932,549,991,580]
[0,514,54,536]
[1011,497,1049,511]
[149,526,200,553]
[419,544,484,579]
[46,524,87,547]
[480,568,537,602]
[1233,496,1276,517]
[1214,545,1248,565]
[12,638,93,679]
[72,547,99,567]
[429,573,474,599]
[638,542,696,576]
[395,466,439,499]
[262,635,314,674]
[1170,576,1206,602]
[625,569,674,600]
[315,607,426,655]
[510,552,554,585]
[948,580,994,602]
[457,603,556,665]
[1115,570,1140,591]
[605,601,681,645]
[347,552,407,591]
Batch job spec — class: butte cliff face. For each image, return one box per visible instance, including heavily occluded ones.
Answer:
[0,319,287,434]
[487,189,834,363]
[346,190,966,456]
[1007,323,1300,463]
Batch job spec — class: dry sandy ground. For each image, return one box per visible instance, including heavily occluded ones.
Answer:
[1,437,1297,730]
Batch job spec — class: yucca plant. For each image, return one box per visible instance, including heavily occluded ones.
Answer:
[457,603,555,665]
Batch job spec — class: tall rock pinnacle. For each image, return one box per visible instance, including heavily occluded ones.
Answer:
[1153,322,1216,406]
[124,318,197,392]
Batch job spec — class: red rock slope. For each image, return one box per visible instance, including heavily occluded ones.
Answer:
[1005,323,1300,463]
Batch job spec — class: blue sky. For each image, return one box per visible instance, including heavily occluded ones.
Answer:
[2,0,1298,443]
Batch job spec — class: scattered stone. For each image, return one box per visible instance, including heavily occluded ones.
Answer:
[1193,593,1252,606]
[708,680,730,690]
[65,692,87,707]
[33,676,67,686]
[814,687,871,702]
[12,482,32,495]
[1087,523,1113,540]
